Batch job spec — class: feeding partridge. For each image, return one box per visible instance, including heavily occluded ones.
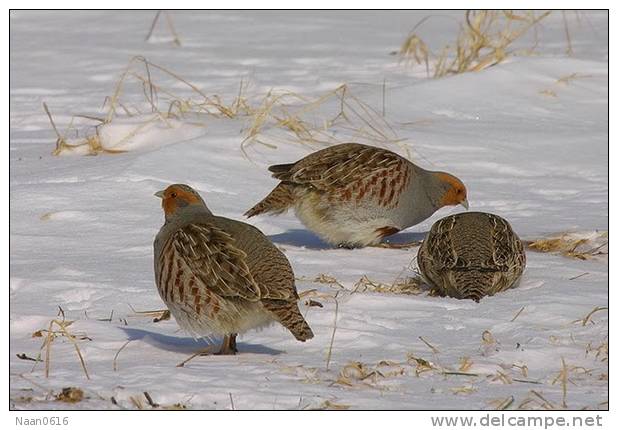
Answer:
[417,212,526,302]
[154,184,313,355]
[245,143,468,248]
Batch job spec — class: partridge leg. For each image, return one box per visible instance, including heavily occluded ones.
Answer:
[337,242,360,249]
[216,334,238,355]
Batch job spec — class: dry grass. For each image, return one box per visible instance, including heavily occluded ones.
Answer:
[407,352,481,379]
[351,274,424,295]
[46,56,252,155]
[510,306,526,322]
[306,273,345,288]
[55,387,84,403]
[551,357,570,408]
[585,339,608,363]
[112,340,132,372]
[539,89,558,97]
[281,358,407,393]
[238,83,403,157]
[301,272,426,296]
[538,73,599,98]
[518,390,558,410]
[512,363,529,379]
[304,399,351,410]
[419,335,441,354]
[275,327,605,408]
[399,10,552,78]
[145,11,182,46]
[482,329,496,345]
[324,291,340,371]
[31,309,91,380]
[451,385,477,395]
[299,271,429,372]
[407,354,439,376]
[572,306,608,327]
[113,392,192,410]
[46,56,402,157]
[527,233,608,260]
[489,395,515,410]
[333,360,405,389]
[295,287,341,371]
[458,356,472,372]
[128,304,171,322]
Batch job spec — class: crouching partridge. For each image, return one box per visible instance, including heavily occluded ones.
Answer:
[154,184,313,356]
[245,143,468,248]
[417,212,526,302]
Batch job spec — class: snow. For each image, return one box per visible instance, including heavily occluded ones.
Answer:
[10,10,607,410]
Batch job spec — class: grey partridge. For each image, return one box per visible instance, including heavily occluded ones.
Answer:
[417,212,526,302]
[154,184,313,355]
[245,143,468,248]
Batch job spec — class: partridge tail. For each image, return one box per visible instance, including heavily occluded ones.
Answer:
[262,299,314,341]
[449,270,496,303]
[244,182,295,218]
[268,163,295,180]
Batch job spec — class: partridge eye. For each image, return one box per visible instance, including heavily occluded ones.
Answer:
[170,192,177,198]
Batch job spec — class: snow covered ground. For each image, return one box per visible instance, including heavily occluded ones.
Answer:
[10,10,607,410]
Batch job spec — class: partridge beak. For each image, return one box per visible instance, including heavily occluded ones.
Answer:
[154,190,165,199]
[460,198,469,210]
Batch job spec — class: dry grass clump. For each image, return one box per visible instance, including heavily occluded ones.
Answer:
[528,236,586,255]
[352,274,424,295]
[527,232,608,260]
[104,56,249,122]
[55,387,84,403]
[44,103,124,156]
[239,83,401,156]
[46,56,253,156]
[30,308,91,380]
[284,359,407,392]
[112,392,192,410]
[407,354,440,376]
[510,348,605,410]
[299,273,345,289]
[585,339,608,363]
[304,399,351,410]
[399,10,552,78]
[333,360,406,389]
[46,56,401,157]
[302,272,425,296]
[517,390,559,410]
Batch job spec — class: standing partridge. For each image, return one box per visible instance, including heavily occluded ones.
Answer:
[417,212,526,302]
[154,184,313,355]
[245,143,468,248]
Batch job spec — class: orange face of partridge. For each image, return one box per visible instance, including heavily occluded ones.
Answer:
[157,185,203,217]
[436,173,469,209]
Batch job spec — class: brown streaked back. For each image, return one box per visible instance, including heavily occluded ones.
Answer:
[417,212,526,301]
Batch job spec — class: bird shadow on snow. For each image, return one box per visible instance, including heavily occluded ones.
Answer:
[382,231,427,245]
[269,228,427,249]
[119,327,283,355]
[269,229,331,250]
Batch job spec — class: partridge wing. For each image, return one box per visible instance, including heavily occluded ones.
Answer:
[273,143,404,189]
[170,223,261,301]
